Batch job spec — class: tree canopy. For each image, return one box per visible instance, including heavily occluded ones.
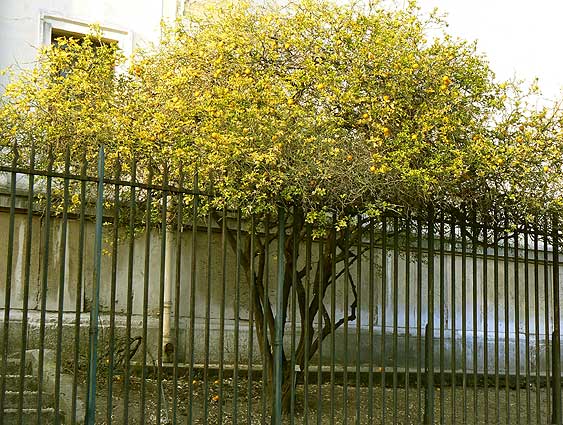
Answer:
[1,0,563,224]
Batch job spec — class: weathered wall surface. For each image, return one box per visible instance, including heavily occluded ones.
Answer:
[0,189,560,374]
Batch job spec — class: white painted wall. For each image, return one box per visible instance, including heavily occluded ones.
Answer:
[0,0,181,88]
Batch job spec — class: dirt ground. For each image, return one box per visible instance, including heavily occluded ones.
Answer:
[88,373,552,424]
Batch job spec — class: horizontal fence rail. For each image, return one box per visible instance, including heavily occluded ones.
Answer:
[0,145,562,424]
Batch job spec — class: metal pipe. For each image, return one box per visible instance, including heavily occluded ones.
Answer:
[162,227,175,360]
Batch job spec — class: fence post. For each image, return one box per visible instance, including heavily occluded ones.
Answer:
[85,145,105,425]
[273,207,286,424]
[553,214,561,425]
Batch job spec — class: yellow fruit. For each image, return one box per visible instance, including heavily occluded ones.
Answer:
[544,165,549,172]
[362,113,370,119]
[382,127,391,137]
[287,98,294,106]
[316,83,325,90]
[212,395,220,402]
[346,154,353,161]
[370,165,377,173]
[383,95,390,102]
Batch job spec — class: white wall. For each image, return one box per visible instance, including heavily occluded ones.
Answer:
[0,0,181,88]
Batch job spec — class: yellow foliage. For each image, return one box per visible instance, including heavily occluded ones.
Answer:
[2,1,563,220]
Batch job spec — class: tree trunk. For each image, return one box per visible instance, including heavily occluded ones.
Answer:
[278,359,296,415]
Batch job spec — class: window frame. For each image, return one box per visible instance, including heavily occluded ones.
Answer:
[39,12,133,69]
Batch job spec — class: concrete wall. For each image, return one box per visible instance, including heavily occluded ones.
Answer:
[0,188,561,374]
[0,0,183,89]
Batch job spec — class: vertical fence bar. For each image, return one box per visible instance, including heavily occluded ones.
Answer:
[54,147,71,425]
[355,215,363,424]
[416,218,423,424]
[438,214,445,424]
[0,142,18,419]
[105,156,121,425]
[524,223,531,424]
[368,218,375,423]
[233,209,242,424]
[273,208,286,425]
[72,151,87,424]
[289,209,298,424]
[533,221,541,424]
[461,208,467,424]
[203,202,213,422]
[303,223,312,425]
[329,224,336,425]
[483,218,489,424]
[139,163,153,425]
[262,215,270,424]
[450,215,457,424]
[188,173,199,425]
[381,215,387,424]
[17,144,35,425]
[392,216,399,424]
[85,144,105,425]
[425,212,435,425]
[493,210,500,424]
[552,215,561,425]
[514,225,521,425]
[343,226,350,425]
[405,213,411,424]
[472,212,478,424]
[247,215,256,425]
[122,157,136,425]
[544,217,551,418]
[172,169,184,425]
[156,167,168,425]
[503,215,510,423]
[219,207,228,424]
[37,148,53,425]
[316,231,324,425]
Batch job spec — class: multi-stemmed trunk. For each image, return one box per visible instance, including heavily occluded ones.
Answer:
[218,208,364,415]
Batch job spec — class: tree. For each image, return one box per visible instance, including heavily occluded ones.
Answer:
[2,0,563,414]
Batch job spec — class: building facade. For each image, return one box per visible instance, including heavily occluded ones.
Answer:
[0,0,188,88]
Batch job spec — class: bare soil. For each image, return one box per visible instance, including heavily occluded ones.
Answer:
[88,373,552,424]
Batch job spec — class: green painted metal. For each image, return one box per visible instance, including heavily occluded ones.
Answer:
[85,144,105,425]
[0,142,562,424]
[273,207,286,425]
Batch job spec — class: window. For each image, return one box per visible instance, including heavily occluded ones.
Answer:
[50,28,116,48]
[40,12,133,68]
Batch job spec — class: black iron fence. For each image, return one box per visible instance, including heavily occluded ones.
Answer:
[0,145,562,424]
